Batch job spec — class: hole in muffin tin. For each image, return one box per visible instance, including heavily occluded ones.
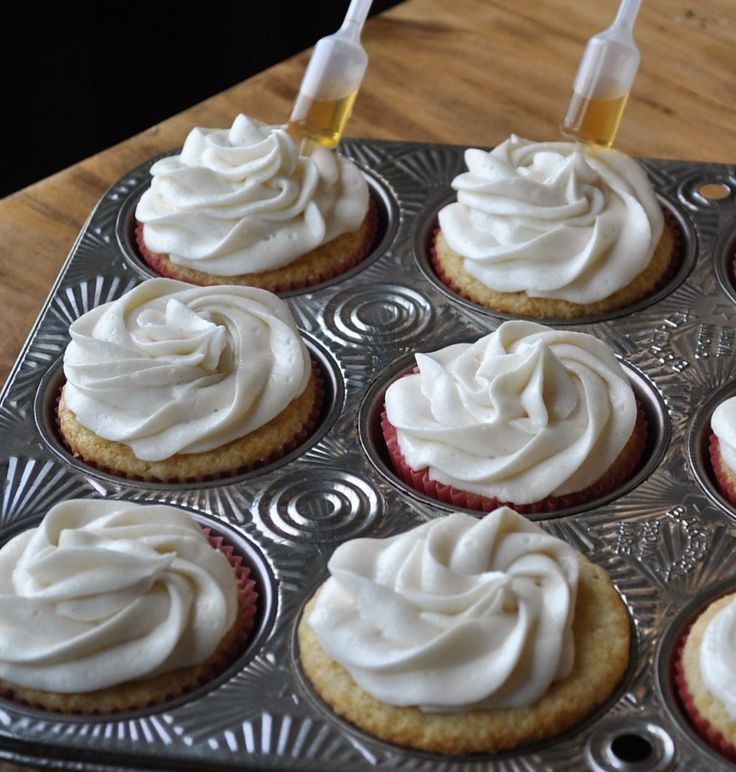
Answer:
[292,571,638,762]
[412,190,696,326]
[33,335,343,490]
[585,718,675,771]
[0,506,277,722]
[698,182,732,201]
[114,159,398,296]
[687,379,736,520]
[611,733,653,763]
[655,578,736,767]
[357,348,669,521]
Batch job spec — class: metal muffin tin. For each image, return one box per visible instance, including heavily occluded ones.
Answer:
[0,138,735,771]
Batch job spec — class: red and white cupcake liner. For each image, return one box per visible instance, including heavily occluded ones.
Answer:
[204,527,259,646]
[708,433,736,508]
[135,201,378,293]
[0,526,259,714]
[381,404,647,515]
[431,211,682,311]
[56,359,325,484]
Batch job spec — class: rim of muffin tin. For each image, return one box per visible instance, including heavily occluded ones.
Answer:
[0,504,277,723]
[655,577,736,770]
[688,380,736,520]
[290,560,641,764]
[412,189,697,326]
[114,161,400,296]
[357,348,670,522]
[32,334,344,491]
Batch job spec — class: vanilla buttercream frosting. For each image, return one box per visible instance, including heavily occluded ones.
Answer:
[62,278,311,461]
[438,135,664,304]
[308,507,579,711]
[711,397,736,473]
[384,320,637,505]
[700,597,736,720]
[135,114,369,276]
[0,500,238,693]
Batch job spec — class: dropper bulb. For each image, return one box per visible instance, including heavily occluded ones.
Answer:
[287,0,373,149]
[561,0,641,148]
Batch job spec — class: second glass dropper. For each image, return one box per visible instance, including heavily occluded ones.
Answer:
[287,0,374,150]
[561,0,643,148]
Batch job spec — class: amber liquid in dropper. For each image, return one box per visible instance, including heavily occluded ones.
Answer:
[562,91,629,148]
[287,90,359,149]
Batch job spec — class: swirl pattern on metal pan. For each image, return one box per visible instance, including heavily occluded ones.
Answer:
[0,140,735,770]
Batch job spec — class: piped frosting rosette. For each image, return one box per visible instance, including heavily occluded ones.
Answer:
[383,320,642,510]
[62,278,312,463]
[0,500,248,695]
[135,114,369,276]
[438,135,664,304]
[308,508,579,711]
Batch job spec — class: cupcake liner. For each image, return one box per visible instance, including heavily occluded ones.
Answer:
[674,621,736,762]
[135,199,378,292]
[708,433,736,508]
[55,359,325,484]
[381,403,647,515]
[430,225,475,304]
[0,525,259,714]
[431,209,683,313]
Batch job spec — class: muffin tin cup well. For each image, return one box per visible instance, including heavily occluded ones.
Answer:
[115,158,400,297]
[0,505,277,723]
[0,140,735,771]
[32,334,344,491]
[412,191,697,327]
[358,349,670,522]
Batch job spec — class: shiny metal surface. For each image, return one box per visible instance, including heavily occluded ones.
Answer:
[0,139,735,770]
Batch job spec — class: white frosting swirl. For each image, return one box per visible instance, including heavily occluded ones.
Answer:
[711,397,736,472]
[0,500,238,693]
[136,114,369,276]
[700,597,736,719]
[438,135,664,304]
[385,320,636,504]
[309,507,579,711]
[63,278,311,461]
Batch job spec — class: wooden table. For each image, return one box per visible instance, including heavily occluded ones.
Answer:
[0,0,733,769]
[0,0,734,391]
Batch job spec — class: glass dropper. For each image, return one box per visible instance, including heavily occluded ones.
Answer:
[287,0,374,150]
[561,0,642,148]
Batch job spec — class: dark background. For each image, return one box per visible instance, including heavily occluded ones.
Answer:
[1,0,403,199]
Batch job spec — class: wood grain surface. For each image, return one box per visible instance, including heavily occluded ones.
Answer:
[0,0,734,390]
[0,0,734,769]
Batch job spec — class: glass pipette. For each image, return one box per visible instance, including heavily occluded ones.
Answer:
[287,0,373,149]
[561,0,642,148]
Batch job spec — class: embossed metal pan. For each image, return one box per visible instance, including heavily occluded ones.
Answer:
[0,139,735,771]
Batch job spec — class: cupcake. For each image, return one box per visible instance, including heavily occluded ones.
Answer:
[382,320,647,514]
[135,114,376,292]
[0,499,257,714]
[58,278,322,482]
[434,135,677,318]
[709,397,736,508]
[675,592,736,761]
[299,507,630,754]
